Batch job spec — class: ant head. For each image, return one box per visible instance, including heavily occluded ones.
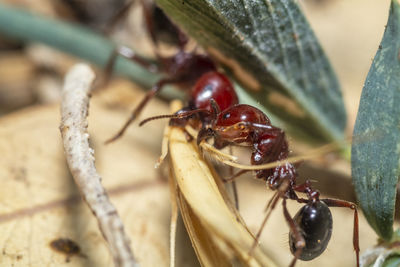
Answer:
[209,104,271,145]
[289,201,332,261]
[215,104,270,127]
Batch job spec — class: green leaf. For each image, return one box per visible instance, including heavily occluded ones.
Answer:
[155,0,346,143]
[351,0,400,240]
[383,256,400,267]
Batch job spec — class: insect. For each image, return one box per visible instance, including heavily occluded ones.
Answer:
[141,101,360,267]
[50,237,85,262]
[189,104,360,266]
[104,1,218,143]
[104,2,360,266]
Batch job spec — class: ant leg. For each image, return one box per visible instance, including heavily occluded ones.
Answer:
[249,180,290,256]
[228,146,239,210]
[103,0,173,50]
[282,198,305,267]
[231,180,239,210]
[140,0,160,47]
[103,0,135,35]
[105,78,179,143]
[248,191,281,256]
[321,198,360,267]
[139,0,188,50]
[223,170,250,183]
[263,189,281,213]
[101,0,159,85]
[103,45,159,86]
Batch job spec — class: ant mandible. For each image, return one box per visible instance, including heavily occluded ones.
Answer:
[104,2,360,266]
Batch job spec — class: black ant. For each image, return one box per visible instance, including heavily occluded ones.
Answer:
[104,2,360,266]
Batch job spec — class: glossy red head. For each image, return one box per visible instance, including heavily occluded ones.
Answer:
[213,104,271,144]
[190,71,239,112]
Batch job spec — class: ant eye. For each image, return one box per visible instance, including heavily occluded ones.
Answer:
[223,113,230,120]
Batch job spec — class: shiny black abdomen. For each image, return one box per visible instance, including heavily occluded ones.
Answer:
[289,201,333,261]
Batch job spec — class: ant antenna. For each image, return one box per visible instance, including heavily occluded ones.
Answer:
[139,108,211,126]
[139,114,180,126]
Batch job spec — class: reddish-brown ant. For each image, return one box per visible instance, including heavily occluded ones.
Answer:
[104,2,360,266]
[141,102,360,266]
[190,103,360,266]
[103,0,243,224]
[104,1,217,143]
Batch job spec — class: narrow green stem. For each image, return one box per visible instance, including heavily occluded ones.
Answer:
[0,3,183,99]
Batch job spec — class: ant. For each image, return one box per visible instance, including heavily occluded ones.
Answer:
[103,0,242,208]
[104,0,218,144]
[141,102,360,267]
[190,103,361,266]
[104,2,360,266]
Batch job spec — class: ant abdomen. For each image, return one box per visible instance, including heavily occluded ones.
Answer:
[289,201,333,261]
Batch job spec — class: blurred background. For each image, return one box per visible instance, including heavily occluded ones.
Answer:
[0,0,392,266]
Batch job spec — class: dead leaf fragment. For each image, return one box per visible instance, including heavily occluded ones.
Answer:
[0,81,198,267]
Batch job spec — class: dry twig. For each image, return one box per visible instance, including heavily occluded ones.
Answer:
[60,64,139,267]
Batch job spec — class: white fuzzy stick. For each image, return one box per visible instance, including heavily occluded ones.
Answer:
[60,64,139,267]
